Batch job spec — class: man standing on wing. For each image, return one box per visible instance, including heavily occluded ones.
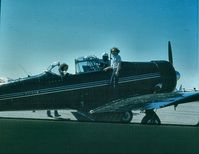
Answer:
[104,47,121,88]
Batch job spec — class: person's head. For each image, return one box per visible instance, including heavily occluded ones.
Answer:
[102,53,109,61]
[60,63,68,71]
[59,63,68,75]
[110,47,120,56]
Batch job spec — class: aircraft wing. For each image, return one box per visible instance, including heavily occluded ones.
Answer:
[0,77,8,85]
[90,91,199,114]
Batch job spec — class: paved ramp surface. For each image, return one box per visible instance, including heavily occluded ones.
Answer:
[0,102,199,154]
[0,101,198,125]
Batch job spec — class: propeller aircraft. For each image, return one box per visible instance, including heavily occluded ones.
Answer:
[0,41,198,124]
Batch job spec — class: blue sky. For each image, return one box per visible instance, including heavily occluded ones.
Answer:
[0,0,198,89]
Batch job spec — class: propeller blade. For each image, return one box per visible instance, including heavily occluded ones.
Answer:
[168,41,181,81]
[168,41,173,65]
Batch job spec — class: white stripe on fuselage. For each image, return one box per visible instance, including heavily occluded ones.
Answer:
[0,73,161,101]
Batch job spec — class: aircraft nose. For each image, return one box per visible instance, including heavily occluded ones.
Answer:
[176,71,180,81]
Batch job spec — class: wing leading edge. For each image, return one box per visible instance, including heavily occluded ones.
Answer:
[90,91,199,114]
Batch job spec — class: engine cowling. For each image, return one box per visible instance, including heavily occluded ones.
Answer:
[152,60,177,92]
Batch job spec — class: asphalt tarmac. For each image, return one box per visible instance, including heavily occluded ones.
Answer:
[0,101,198,125]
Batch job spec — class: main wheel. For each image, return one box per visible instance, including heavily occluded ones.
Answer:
[120,111,133,123]
[141,110,161,125]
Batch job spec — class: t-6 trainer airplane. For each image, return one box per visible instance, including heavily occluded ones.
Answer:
[0,41,198,124]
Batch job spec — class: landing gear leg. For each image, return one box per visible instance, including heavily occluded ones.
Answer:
[141,110,161,125]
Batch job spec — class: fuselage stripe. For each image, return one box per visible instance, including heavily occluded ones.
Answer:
[0,73,161,101]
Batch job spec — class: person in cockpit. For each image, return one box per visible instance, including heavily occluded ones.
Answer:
[101,53,110,69]
[59,63,69,77]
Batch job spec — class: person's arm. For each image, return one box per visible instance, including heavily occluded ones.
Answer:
[103,66,112,71]
[115,62,121,76]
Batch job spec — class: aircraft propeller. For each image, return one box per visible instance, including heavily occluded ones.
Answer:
[168,41,180,81]
[168,41,173,65]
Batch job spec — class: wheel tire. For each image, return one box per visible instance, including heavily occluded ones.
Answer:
[120,111,133,123]
[141,110,161,125]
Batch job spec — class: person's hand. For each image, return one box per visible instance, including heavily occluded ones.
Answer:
[103,68,107,71]
[115,71,119,76]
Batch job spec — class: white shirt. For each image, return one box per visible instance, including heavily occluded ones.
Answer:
[111,54,121,69]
